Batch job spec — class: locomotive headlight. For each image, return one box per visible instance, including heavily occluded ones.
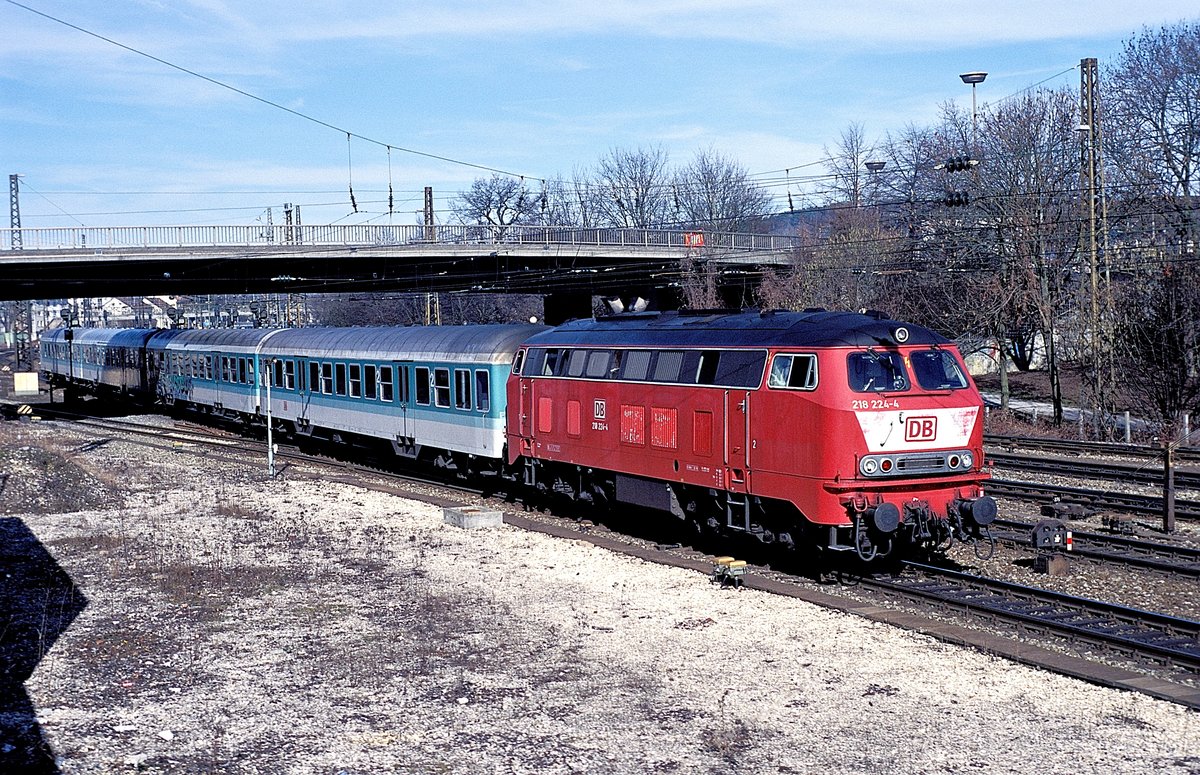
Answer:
[947,454,961,469]
[961,451,974,469]
[879,457,893,473]
[861,458,879,476]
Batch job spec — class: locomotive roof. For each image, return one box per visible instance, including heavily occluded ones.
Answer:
[523,309,948,349]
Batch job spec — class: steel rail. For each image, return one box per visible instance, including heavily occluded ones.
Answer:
[881,561,1200,671]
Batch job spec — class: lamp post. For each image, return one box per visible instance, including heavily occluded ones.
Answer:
[959,71,987,150]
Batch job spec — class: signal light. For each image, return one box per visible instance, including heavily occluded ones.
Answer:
[941,155,978,172]
[943,191,971,207]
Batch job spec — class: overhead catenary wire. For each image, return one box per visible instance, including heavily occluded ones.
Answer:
[3,0,543,184]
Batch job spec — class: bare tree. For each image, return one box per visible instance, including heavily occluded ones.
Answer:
[592,146,674,228]
[673,148,773,233]
[824,123,874,208]
[1107,20,1200,249]
[451,174,541,237]
[1114,262,1200,430]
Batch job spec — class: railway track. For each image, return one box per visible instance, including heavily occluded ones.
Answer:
[986,433,1200,465]
[988,518,1200,577]
[987,478,1200,522]
[27,410,1200,709]
[986,450,1200,489]
[872,561,1200,676]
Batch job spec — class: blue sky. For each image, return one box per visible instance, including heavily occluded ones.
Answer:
[1,1,1192,229]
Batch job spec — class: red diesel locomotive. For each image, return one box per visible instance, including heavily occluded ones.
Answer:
[507,308,996,560]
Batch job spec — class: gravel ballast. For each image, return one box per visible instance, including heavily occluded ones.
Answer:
[1,419,1198,774]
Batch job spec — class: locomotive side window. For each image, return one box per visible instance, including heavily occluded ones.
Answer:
[415,367,431,405]
[847,351,909,393]
[621,350,652,381]
[542,349,565,376]
[585,350,611,378]
[910,349,969,391]
[511,349,526,375]
[768,354,818,390]
[652,351,684,383]
[567,349,588,377]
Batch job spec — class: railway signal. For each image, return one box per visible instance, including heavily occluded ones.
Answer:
[943,191,971,207]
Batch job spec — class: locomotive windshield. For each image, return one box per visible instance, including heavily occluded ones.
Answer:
[909,349,970,391]
[847,350,909,393]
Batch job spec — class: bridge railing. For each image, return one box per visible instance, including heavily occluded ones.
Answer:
[1,224,799,253]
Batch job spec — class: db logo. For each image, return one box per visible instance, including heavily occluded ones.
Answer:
[905,416,937,442]
[594,399,606,420]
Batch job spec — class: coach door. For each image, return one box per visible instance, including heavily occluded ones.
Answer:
[396,362,412,442]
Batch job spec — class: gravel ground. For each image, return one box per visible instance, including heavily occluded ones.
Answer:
[1,417,1198,775]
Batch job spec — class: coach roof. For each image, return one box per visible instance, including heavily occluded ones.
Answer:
[522,309,948,349]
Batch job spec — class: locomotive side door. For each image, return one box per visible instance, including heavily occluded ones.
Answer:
[724,389,751,490]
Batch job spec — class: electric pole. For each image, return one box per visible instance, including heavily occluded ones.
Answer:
[1079,57,1113,435]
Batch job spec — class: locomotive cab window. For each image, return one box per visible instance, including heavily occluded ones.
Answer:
[847,351,909,393]
[909,349,969,391]
[768,354,818,390]
[511,349,526,375]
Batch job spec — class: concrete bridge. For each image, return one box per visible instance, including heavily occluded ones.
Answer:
[1,223,801,304]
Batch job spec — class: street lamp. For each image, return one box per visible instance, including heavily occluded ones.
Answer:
[959,71,988,150]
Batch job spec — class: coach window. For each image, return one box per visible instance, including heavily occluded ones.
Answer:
[415,367,431,405]
[380,365,395,402]
[909,349,969,391]
[309,362,320,392]
[475,370,490,412]
[768,354,818,390]
[398,365,411,404]
[621,350,652,381]
[247,359,255,386]
[364,364,377,399]
[335,363,347,396]
[847,351,909,393]
[455,368,472,410]
[434,367,451,408]
[320,362,333,394]
[349,364,362,398]
[284,360,296,390]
